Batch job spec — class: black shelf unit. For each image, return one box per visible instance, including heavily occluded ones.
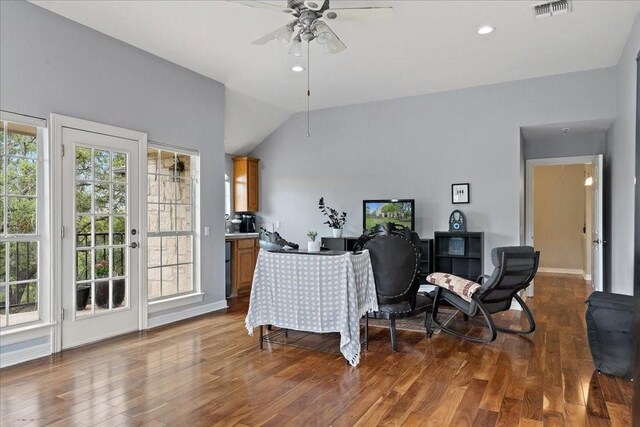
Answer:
[433,231,484,281]
[321,237,359,251]
[418,239,433,284]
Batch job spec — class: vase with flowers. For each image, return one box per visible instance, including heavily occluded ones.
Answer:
[318,197,346,237]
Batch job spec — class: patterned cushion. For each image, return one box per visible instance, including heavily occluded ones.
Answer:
[426,272,481,302]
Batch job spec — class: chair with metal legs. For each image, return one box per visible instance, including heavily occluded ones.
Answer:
[428,246,540,344]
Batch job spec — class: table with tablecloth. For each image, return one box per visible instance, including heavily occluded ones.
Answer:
[245,249,378,366]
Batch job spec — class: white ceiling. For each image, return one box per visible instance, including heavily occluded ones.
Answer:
[30,1,640,154]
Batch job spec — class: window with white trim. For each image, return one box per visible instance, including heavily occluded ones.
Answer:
[0,117,45,327]
[147,147,198,300]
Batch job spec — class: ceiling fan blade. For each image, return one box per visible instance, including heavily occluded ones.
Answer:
[313,21,346,54]
[227,0,294,14]
[323,6,393,21]
[251,20,297,45]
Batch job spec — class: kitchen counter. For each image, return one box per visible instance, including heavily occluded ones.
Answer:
[225,232,259,241]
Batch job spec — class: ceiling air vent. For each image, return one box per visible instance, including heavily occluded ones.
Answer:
[532,0,572,19]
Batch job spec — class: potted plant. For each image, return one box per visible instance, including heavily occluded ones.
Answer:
[307,231,321,252]
[95,260,126,309]
[318,197,347,237]
[76,284,91,310]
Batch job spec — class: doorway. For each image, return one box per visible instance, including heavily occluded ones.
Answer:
[525,155,604,293]
[52,115,147,350]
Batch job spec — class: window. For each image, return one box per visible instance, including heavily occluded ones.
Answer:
[0,118,44,327]
[147,147,198,300]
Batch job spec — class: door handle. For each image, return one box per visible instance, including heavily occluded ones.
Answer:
[130,242,138,249]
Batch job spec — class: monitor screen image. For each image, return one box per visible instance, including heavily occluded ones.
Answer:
[363,199,415,231]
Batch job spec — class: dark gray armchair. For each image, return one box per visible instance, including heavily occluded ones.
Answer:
[429,246,540,344]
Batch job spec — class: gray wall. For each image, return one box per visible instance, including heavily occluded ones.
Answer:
[524,133,606,159]
[0,1,226,321]
[251,68,616,277]
[605,14,640,296]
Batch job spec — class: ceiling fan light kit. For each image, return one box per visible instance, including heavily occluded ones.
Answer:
[236,0,392,55]
[232,0,393,137]
[289,35,302,56]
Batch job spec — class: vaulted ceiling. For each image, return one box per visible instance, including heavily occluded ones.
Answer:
[31,1,640,154]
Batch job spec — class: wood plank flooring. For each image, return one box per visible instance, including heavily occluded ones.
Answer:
[0,273,633,426]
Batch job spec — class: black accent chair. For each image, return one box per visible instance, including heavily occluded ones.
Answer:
[430,246,540,344]
[354,222,432,352]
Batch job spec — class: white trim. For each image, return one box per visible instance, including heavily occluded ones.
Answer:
[538,267,584,275]
[147,300,228,329]
[148,292,204,314]
[525,155,596,298]
[139,135,149,330]
[50,114,147,352]
[0,110,47,128]
[0,322,54,346]
[148,140,199,157]
[0,342,51,369]
[582,271,592,282]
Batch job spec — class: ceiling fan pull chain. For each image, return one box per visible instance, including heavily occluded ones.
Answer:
[307,40,311,138]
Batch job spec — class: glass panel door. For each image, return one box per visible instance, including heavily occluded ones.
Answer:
[61,127,140,349]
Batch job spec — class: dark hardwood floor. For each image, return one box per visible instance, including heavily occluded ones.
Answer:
[0,273,633,426]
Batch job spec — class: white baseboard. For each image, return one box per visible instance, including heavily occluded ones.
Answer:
[0,343,51,369]
[538,267,583,275]
[147,300,228,329]
[582,271,592,282]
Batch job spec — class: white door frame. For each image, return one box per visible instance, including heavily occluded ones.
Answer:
[525,155,598,296]
[50,114,148,352]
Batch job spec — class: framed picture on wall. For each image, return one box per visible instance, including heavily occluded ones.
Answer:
[452,183,470,204]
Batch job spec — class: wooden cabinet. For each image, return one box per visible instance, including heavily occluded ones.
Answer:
[233,156,260,212]
[433,232,484,281]
[232,238,259,296]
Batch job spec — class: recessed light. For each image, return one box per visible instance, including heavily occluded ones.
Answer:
[477,25,495,35]
[292,65,305,72]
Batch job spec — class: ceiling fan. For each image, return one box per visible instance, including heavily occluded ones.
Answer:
[231,0,392,55]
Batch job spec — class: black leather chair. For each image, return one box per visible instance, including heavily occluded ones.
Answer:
[429,246,540,344]
[354,222,432,352]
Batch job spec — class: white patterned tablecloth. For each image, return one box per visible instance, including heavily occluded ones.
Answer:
[245,249,378,366]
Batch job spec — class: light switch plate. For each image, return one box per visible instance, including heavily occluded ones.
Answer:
[204,226,210,236]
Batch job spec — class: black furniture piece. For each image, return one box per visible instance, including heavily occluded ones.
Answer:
[430,246,539,344]
[434,231,484,281]
[585,291,634,379]
[418,239,433,284]
[354,222,432,352]
[321,236,358,251]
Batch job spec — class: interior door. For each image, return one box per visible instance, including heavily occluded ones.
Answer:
[591,154,604,292]
[61,127,140,349]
